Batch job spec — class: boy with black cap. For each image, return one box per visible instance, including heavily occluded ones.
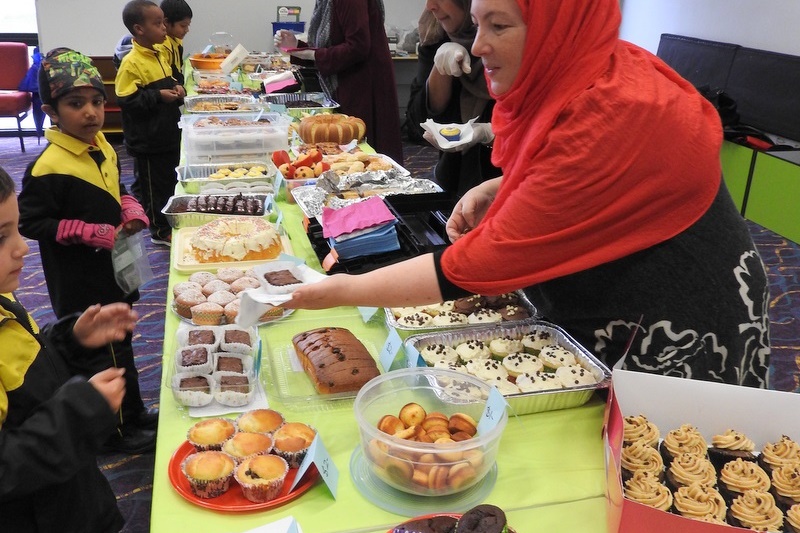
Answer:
[18,47,158,455]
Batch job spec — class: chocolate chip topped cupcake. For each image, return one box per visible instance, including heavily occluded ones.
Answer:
[455,339,491,363]
[537,344,577,370]
[760,435,800,478]
[659,424,708,467]
[708,429,757,471]
[396,311,434,328]
[622,414,660,448]
[719,457,771,504]
[770,464,800,512]
[467,308,502,324]
[623,470,672,512]
[786,503,800,533]
[673,482,727,523]
[431,311,469,326]
[419,343,460,366]
[488,336,524,359]
[665,452,717,492]
[521,330,555,354]
[621,439,665,483]
[501,352,544,378]
[515,370,563,393]
[554,365,597,387]
[727,489,784,531]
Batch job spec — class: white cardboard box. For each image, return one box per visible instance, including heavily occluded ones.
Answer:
[606,369,800,533]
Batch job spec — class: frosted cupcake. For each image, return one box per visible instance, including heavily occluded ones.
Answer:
[187,418,236,452]
[465,359,509,385]
[488,336,524,360]
[181,450,235,499]
[623,471,672,512]
[727,489,784,531]
[396,311,433,328]
[759,435,800,478]
[708,429,757,471]
[455,339,491,363]
[521,330,556,354]
[622,414,660,448]
[431,311,469,327]
[439,126,461,141]
[673,482,727,523]
[538,344,577,370]
[659,424,708,467]
[719,457,771,504]
[554,365,597,388]
[501,352,544,378]
[467,308,502,324]
[515,371,563,393]
[234,454,289,503]
[786,503,800,533]
[665,452,717,492]
[621,439,665,483]
[419,343,460,366]
[770,463,800,512]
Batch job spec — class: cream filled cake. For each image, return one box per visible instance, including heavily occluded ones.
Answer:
[189,217,281,263]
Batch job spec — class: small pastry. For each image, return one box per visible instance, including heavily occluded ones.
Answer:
[181,450,235,499]
[236,409,285,435]
[621,439,665,483]
[727,489,784,531]
[672,482,727,522]
[501,352,543,378]
[521,330,555,354]
[439,126,462,141]
[467,308,502,324]
[431,311,469,326]
[221,432,273,463]
[760,435,800,478]
[488,336,524,359]
[187,418,236,452]
[234,454,289,503]
[718,457,771,504]
[419,343,460,366]
[272,422,317,468]
[665,452,717,492]
[623,470,672,512]
[770,464,800,512]
[515,371,563,393]
[622,414,660,448]
[659,424,708,467]
[554,365,597,387]
[537,344,577,370]
[708,429,757,471]
[455,339,491,363]
[786,503,800,533]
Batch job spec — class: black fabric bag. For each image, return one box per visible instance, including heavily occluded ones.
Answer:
[696,85,740,127]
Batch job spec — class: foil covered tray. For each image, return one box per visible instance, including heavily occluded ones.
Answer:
[402,320,612,415]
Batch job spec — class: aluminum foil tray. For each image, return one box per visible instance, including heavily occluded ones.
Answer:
[177,160,278,195]
[162,193,274,229]
[184,94,259,114]
[402,320,612,415]
[259,91,339,118]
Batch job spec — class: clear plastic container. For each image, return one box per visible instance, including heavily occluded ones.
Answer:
[180,112,291,163]
[353,367,507,497]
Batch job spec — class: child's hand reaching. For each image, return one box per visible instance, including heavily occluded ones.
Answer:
[73,303,139,348]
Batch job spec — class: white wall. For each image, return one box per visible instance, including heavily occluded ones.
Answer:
[620,0,800,56]
[35,0,427,57]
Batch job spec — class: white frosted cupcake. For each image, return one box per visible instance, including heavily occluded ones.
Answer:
[396,311,434,328]
[455,339,491,363]
[501,352,544,377]
[516,371,564,393]
[467,308,502,324]
[488,336,524,359]
[431,311,469,326]
[555,365,597,387]
[538,344,577,370]
[419,343,460,366]
[521,330,557,354]
[465,359,509,383]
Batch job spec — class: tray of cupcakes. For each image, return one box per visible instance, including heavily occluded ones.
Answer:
[168,409,319,511]
[388,504,516,533]
[403,320,611,415]
[609,369,800,533]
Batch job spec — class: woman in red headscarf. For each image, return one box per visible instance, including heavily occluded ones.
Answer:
[286,0,770,387]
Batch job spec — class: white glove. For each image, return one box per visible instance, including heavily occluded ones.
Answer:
[274,29,298,50]
[424,123,495,153]
[433,42,472,77]
[288,49,316,62]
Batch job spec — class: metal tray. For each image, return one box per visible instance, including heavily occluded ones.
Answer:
[259,92,339,118]
[402,320,612,415]
[183,94,259,114]
[176,160,279,195]
[162,193,275,229]
[385,290,538,334]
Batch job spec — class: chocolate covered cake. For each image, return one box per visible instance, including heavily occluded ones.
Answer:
[263,269,301,286]
[217,356,244,373]
[181,347,209,367]
[219,375,250,394]
[180,376,211,393]
[188,329,215,345]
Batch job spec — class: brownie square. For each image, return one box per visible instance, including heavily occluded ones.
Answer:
[224,329,251,346]
[180,346,208,366]
[188,329,215,345]
[179,376,210,393]
[263,269,301,286]
[216,356,244,373]
[219,375,249,393]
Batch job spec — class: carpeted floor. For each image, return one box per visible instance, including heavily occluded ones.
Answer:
[0,133,798,532]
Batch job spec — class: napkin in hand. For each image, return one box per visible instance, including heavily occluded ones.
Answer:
[420,117,477,151]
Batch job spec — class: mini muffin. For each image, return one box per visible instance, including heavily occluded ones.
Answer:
[659,424,708,467]
[554,365,597,387]
[173,281,203,299]
[727,489,784,531]
[623,470,672,512]
[189,271,217,287]
[719,457,771,504]
[229,276,262,294]
[187,418,236,452]
[216,267,245,284]
[467,308,502,324]
[175,289,206,319]
[501,352,544,378]
[672,482,727,523]
[221,432,273,463]
[191,302,225,326]
[272,422,317,468]
[537,344,577,370]
[419,343,460,366]
[234,454,289,503]
[759,435,800,478]
[786,503,800,533]
[236,409,285,435]
[665,452,717,492]
[770,464,800,512]
[207,290,236,308]
[621,439,665,483]
[521,330,556,354]
[708,429,757,471]
[223,299,240,324]
[201,279,231,297]
[488,336,524,360]
[181,450,235,499]
[622,414,660,448]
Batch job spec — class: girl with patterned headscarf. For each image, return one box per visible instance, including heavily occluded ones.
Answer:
[285,0,771,388]
[275,0,403,163]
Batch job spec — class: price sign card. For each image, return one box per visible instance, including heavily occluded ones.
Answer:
[291,434,338,498]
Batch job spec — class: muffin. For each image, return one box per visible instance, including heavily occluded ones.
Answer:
[770,464,800,512]
[392,516,459,533]
[187,418,236,451]
[223,299,240,324]
[272,422,317,468]
[175,289,206,319]
[621,439,665,483]
[659,424,708,467]
[207,290,236,308]
[221,432,273,463]
[454,504,509,533]
[191,302,225,326]
[719,457,771,504]
[622,414,660,448]
[623,470,672,512]
[234,454,289,503]
[759,435,800,478]
[201,279,231,297]
[173,281,203,299]
[786,503,800,533]
[216,267,245,284]
[189,271,217,286]
[672,482,727,522]
[665,452,717,492]
[708,429,757,471]
[236,409,285,435]
[181,450,235,499]
[229,276,262,294]
[727,489,784,531]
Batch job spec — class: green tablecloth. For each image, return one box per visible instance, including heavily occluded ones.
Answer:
[150,197,609,533]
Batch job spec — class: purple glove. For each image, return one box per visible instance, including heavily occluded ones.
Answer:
[56,220,116,250]
[120,195,149,227]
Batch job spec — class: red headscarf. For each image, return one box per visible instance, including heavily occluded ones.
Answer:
[440,0,723,295]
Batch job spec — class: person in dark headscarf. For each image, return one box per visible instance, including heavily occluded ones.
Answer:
[284,0,771,388]
[274,0,404,164]
[406,0,500,197]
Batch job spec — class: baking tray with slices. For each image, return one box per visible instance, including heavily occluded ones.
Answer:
[176,160,279,195]
[162,193,275,229]
[304,192,455,275]
[403,320,612,415]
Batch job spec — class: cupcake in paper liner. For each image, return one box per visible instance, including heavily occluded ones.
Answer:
[221,431,273,464]
[272,422,317,468]
[187,417,236,452]
[181,450,236,499]
[438,126,462,141]
[236,408,285,436]
[234,454,289,503]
